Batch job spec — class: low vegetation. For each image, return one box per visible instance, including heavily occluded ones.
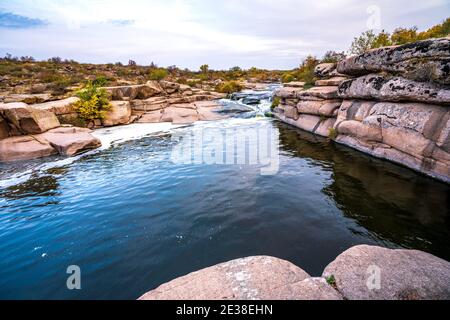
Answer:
[74,81,111,121]
[216,81,244,94]
[350,17,450,54]
[0,17,447,99]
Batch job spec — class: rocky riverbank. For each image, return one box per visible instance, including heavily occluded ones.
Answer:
[274,37,450,183]
[0,80,228,162]
[139,245,450,300]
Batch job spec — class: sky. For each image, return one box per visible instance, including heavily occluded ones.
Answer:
[0,0,449,70]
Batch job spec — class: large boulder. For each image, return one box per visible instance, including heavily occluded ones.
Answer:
[0,102,60,134]
[338,74,450,105]
[337,38,450,84]
[0,135,57,162]
[159,81,180,94]
[102,101,131,127]
[33,97,79,115]
[323,245,450,300]
[38,127,101,156]
[139,256,339,300]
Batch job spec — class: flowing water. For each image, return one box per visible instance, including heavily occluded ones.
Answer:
[0,86,449,299]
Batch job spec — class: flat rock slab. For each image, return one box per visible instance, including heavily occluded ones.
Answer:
[338,74,450,105]
[316,77,348,87]
[37,127,101,156]
[139,256,317,300]
[297,86,339,100]
[284,81,305,88]
[33,97,79,115]
[337,38,450,84]
[323,245,450,300]
[0,135,57,162]
[274,87,304,99]
[2,93,52,104]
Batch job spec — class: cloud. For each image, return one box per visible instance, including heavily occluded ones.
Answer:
[108,20,135,27]
[0,12,47,29]
[0,0,448,69]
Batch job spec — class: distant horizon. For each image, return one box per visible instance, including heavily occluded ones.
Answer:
[0,0,449,70]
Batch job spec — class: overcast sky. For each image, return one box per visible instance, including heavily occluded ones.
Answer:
[0,0,449,70]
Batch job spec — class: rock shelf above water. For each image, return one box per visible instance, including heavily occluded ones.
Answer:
[139,245,450,300]
[274,37,450,183]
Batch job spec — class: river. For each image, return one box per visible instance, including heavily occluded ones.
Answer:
[0,86,449,299]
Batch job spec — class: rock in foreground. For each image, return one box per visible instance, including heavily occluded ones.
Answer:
[139,256,341,300]
[323,245,450,300]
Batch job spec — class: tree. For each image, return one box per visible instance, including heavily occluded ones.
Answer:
[372,30,392,48]
[128,59,137,67]
[48,56,63,64]
[391,27,419,45]
[200,64,209,74]
[349,30,378,55]
[321,51,346,63]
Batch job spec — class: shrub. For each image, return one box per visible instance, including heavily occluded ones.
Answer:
[74,82,111,121]
[216,81,243,94]
[326,275,337,287]
[328,128,338,140]
[294,55,318,86]
[149,68,168,81]
[349,18,450,54]
[92,76,108,87]
[271,97,280,111]
[281,73,295,83]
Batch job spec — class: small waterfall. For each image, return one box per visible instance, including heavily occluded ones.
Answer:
[218,83,281,117]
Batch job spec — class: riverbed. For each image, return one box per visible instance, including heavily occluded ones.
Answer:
[0,88,449,299]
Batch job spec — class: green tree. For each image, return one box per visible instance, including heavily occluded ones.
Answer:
[200,64,209,74]
[349,30,378,55]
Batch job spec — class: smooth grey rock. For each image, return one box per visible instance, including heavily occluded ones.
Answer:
[323,245,450,300]
[338,74,450,105]
[139,256,312,300]
[337,38,450,84]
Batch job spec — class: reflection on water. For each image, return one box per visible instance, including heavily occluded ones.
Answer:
[0,119,448,299]
[278,122,450,256]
